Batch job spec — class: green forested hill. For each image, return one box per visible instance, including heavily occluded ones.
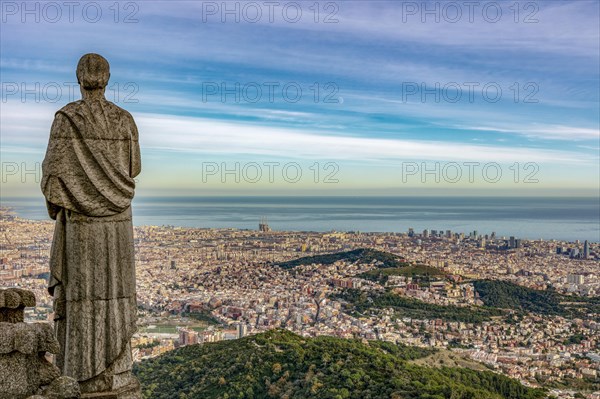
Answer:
[473,279,600,320]
[133,329,546,399]
[276,248,409,270]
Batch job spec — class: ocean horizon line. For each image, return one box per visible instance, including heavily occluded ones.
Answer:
[2,194,600,200]
[2,196,598,243]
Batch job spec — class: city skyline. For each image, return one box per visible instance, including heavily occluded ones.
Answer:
[1,206,598,397]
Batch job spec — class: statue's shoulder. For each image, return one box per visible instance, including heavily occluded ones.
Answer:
[57,100,135,124]
[103,101,136,123]
[56,100,84,116]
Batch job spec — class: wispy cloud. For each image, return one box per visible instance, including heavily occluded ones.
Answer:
[1,0,598,193]
[455,124,600,141]
[135,113,591,165]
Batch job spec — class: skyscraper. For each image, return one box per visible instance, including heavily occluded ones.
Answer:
[570,248,580,258]
[259,217,271,232]
[583,240,590,259]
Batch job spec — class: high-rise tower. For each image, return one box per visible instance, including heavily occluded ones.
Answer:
[259,217,271,232]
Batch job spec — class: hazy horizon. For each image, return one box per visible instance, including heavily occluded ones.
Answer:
[3,195,598,243]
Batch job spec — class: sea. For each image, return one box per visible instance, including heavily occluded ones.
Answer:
[1,196,599,243]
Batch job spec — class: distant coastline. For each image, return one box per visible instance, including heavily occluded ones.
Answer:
[1,196,598,243]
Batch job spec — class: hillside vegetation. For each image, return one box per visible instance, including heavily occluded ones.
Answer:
[134,329,546,399]
[276,248,408,270]
[473,280,600,320]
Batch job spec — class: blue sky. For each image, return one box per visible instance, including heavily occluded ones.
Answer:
[1,0,598,197]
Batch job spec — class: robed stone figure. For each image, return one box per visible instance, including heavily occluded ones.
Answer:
[41,53,141,397]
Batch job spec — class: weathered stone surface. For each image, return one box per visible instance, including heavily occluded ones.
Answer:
[0,322,14,353]
[44,376,81,399]
[0,322,60,355]
[0,307,24,323]
[36,323,61,354]
[38,354,62,386]
[0,321,63,398]
[13,323,37,354]
[0,288,75,399]
[78,343,137,395]
[80,378,141,399]
[0,288,36,323]
[41,53,141,397]
[0,288,35,309]
[17,289,36,307]
[0,351,33,398]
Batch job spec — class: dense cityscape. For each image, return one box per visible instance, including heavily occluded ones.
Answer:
[1,206,598,399]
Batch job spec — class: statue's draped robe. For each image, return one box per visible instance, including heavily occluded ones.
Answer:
[41,98,141,383]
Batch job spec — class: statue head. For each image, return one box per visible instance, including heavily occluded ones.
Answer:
[76,53,110,90]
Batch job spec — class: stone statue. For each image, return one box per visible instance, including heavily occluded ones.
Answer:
[41,53,142,398]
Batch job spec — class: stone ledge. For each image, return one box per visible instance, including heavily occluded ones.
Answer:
[0,322,60,355]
